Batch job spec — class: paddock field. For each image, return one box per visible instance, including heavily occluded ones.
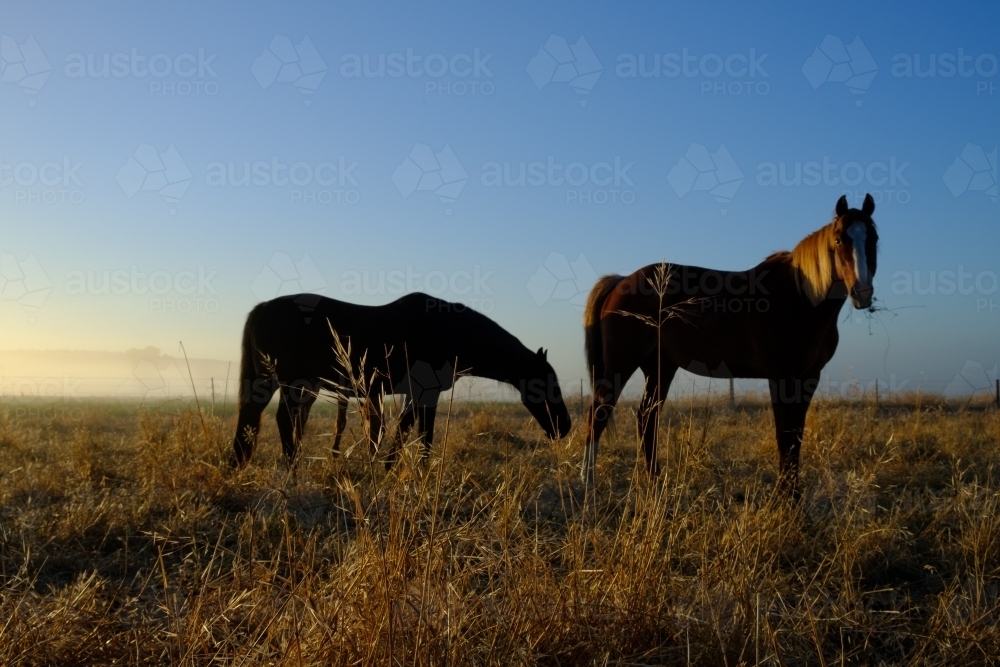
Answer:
[0,396,998,666]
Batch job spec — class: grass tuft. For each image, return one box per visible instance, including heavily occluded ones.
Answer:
[0,397,998,665]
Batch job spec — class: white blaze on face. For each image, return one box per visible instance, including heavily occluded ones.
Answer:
[846,222,870,291]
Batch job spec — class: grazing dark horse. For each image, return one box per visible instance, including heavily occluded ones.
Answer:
[232,292,571,467]
[582,194,879,496]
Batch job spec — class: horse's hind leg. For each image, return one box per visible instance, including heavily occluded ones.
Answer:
[232,377,276,467]
[277,382,317,464]
[276,401,295,463]
[583,362,636,485]
[637,361,677,477]
[297,386,318,441]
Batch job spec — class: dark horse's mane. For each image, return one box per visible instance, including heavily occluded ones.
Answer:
[452,302,530,390]
[392,292,533,372]
[453,301,525,348]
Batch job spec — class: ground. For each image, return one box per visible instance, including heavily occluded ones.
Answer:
[0,395,998,665]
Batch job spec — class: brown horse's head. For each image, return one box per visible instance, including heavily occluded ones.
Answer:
[832,193,879,309]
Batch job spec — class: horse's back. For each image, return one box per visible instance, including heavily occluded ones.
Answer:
[259,292,431,323]
[604,261,820,378]
[246,292,447,380]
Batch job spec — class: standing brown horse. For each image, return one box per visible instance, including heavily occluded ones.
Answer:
[582,194,878,496]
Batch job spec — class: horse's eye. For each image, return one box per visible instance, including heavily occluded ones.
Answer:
[835,237,842,246]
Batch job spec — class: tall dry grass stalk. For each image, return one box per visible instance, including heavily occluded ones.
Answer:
[0,395,997,665]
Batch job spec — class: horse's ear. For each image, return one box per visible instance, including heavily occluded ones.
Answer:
[536,347,547,360]
[835,195,848,217]
[862,193,875,216]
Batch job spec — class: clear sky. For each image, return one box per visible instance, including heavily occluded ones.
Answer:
[1,0,997,399]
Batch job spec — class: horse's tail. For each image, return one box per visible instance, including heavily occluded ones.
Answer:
[238,302,266,406]
[584,275,624,389]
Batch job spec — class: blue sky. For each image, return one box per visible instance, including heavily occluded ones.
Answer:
[0,0,997,398]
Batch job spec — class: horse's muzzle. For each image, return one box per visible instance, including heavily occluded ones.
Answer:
[850,285,873,309]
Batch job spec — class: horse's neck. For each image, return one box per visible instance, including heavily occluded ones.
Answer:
[765,256,847,320]
[454,314,529,384]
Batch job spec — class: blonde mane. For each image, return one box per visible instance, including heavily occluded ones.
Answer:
[768,221,837,305]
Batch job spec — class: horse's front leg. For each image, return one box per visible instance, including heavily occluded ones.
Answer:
[415,391,440,461]
[332,395,348,456]
[768,376,818,500]
[362,394,385,460]
[383,394,413,471]
[397,394,417,439]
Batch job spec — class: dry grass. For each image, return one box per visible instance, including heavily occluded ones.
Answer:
[1,395,998,665]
